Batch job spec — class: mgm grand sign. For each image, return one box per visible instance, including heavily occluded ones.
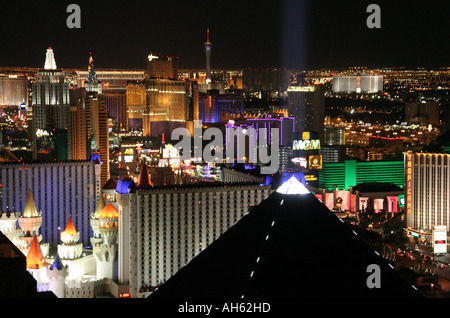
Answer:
[292,131,321,151]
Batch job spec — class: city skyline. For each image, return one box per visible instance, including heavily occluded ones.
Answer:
[0,0,448,70]
[1,0,450,301]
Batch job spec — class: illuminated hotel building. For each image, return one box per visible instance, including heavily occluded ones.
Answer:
[75,69,145,129]
[87,92,110,187]
[332,74,383,94]
[198,92,243,123]
[225,116,295,167]
[70,89,90,161]
[243,67,291,98]
[71,56,110,186]
[126,83,147,130]
[405,151,450,233]
[142,78,198,137]
[146,53,179,79]
[0,74,28,106]
[115,174,272,297]
[76,70,145,92]
[31,48,71,161]
[287,84,325,142]
[318,160,405,191]
[0,160,101,246]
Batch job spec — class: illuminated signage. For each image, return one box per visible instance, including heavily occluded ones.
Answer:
[305,174,317,181]
[163,147,179,158]
[158,158,168,167]
[291,157,307,168]
[184,159,192,172]
[308,155,322,170]
[302,131,310,140]
[124,155,134,163]
[292,131,321,151]
[169,158,181,169]
[293,139,321,151]
[405,153,413,215]
[148,54,159,61]
[433,226,447,254]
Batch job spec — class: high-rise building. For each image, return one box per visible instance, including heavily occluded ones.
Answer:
[146,53,179,79]
[0,74,28,106]
[321,126,346,163]
[103,92,127,129]
[88,92,110,187]
[76,70,145,92]
[198,92,243,123]
[287,84,325,142]
[0,160,101,245]
[126,82,147,130]
[70,88,91,161]
[31,48,71,161]
[332,74,383,94]
[243,67,291,98]
[76,69,145,130]
[141,78,198,137]
[405,101,440,125]
[405,132,450,234]
[71,54,110,186]
[115,172,272,297]
[318,160,405,191]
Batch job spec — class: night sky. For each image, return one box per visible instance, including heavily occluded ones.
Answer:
[0,0,448,70]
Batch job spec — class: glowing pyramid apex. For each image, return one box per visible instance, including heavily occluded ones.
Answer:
[276,176,310,195]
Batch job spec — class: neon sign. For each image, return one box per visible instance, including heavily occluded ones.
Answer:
[405,153,412,215]
[293,139,321,151]
[292,132,320,151]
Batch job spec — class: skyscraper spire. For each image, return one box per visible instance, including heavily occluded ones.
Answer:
[85,52,102,94]
[204,28,212,85]
[44,47,57,70]
[86,52,99,83]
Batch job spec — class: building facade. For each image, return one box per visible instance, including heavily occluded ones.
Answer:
[332,74,383,94]
[146,53,179,79]
[31,48,71,161]
[287,84,325,143]
[0,74,28,106]
[0,160,101,245]
[115,180,272,297]
[405,151,450,233]
[318,160,405,191]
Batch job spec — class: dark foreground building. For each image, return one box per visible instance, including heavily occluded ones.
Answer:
[148,177,422,298]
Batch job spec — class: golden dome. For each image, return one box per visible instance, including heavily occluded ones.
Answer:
[22,189,40,218]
